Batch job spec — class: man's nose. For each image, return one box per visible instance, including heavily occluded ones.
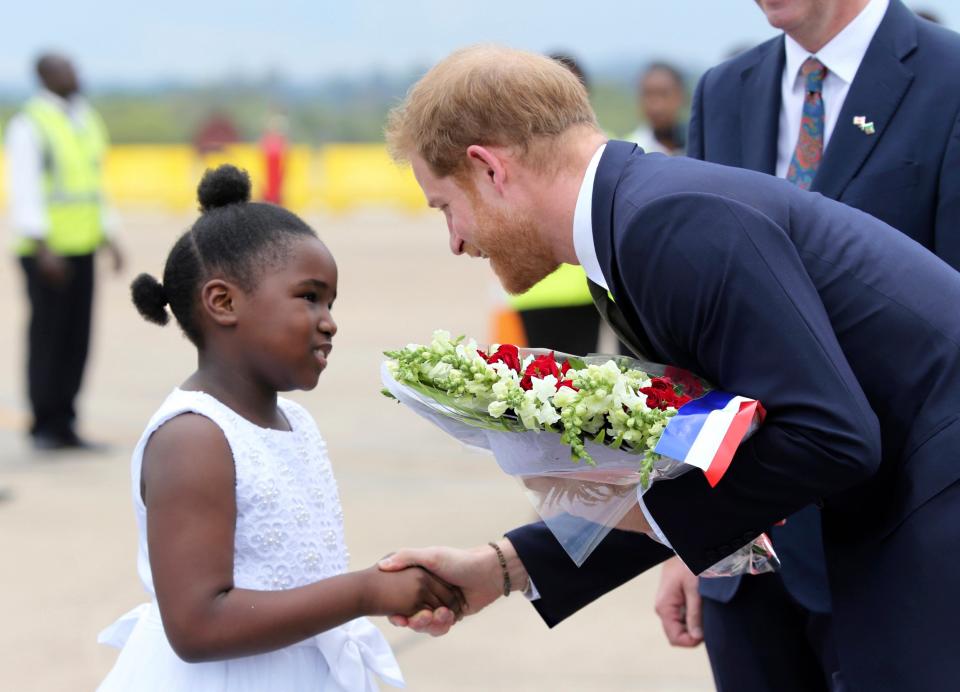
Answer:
[448,228,464,255]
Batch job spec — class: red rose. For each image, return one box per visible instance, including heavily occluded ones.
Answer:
[663,366,705,398]
[486,344,521,372]
[524,353,561,380]
[649,377,673,392]
[642,389,665,410]
[519,352,564,391]
[558,379,579,391]
[640,382,692,411]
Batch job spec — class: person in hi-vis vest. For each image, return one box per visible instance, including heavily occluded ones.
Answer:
[4,53,123,450]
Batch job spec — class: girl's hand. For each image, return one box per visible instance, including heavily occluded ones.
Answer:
[378,542,525,636]
[360,565,465,620]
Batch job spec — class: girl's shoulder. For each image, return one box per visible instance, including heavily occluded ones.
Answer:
[148,388,241,434]
[277,397,325,442]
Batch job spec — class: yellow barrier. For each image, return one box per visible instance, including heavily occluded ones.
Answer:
[0,143,427,214]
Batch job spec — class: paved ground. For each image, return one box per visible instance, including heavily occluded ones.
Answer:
[0,210,714,691]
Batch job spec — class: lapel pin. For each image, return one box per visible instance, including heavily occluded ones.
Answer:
[853,116,875,135]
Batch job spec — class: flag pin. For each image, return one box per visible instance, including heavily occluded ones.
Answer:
[853,116,875,135]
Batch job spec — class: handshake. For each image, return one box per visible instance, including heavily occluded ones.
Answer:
[370,505,655,635]
[370,539,530,636]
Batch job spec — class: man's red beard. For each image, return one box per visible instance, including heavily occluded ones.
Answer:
[471,198,560,294]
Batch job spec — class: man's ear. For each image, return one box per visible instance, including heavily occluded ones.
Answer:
[199,278,241,327]
[466,145,507,195]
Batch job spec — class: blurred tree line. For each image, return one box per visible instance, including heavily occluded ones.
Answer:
[0,71,640,144]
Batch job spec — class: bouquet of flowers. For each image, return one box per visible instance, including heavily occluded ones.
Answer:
[381,330,778,575]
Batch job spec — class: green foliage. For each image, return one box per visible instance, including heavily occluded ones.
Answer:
[592,81,639,138]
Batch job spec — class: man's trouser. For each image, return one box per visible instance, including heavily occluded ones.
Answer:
[19,253,95,440]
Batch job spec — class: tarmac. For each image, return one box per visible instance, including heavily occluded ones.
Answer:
[0,210,714,691]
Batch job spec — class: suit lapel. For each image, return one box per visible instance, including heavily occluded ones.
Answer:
[590,140,637,277]
[588,140,662,361]
[740,38,784,174]
[588,280,657,360]
[813,0,917,198]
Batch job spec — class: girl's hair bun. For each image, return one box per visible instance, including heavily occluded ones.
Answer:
[131,273,170,326]
[197,164,252,212]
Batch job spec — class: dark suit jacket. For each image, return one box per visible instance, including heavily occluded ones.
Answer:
[689,0,960,268]
[508,140,960,691]
[687,0,960,610]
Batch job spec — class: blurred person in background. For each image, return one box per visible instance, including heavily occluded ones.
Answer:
[192,110,239,155]
[624,62,688,155]
[260,109,288,205]
[655,1,960,690]
[504,52,600,356]
[4,53,123,451]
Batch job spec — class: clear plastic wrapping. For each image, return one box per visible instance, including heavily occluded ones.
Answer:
[381,346,779,575]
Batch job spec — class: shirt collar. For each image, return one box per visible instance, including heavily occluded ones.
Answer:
[784,0,888,87]
[38,88,82,112]
[572,142,608,291]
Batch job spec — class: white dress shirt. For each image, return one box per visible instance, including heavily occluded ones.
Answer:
[776,0,888,178]
[3,89,117,241]
[571,141,673,548]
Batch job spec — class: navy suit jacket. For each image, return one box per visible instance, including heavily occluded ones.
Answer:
[507,140,960,691]
[686,0,960,610]
[689,0,960,267]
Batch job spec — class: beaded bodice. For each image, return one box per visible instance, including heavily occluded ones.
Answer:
[130,389,348,595]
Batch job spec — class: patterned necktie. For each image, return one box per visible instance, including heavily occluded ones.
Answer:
[786,57,828,190]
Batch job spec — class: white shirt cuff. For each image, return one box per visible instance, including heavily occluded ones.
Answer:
[524,578,540,601]
[637,488,673,549]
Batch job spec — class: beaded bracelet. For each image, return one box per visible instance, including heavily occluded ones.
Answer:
[488,541,511,597]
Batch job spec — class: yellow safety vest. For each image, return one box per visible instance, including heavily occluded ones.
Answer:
[507,263,593,311]
[16,97,107,256]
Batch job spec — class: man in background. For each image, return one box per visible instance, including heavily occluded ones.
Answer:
[655,2,960,690]
[624,62,687,155]
[4,53,123,451]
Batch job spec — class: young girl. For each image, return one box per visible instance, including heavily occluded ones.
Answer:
[97,165,462,691]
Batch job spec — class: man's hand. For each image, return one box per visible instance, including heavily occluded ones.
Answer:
[102,238,125,274]
[35,241,69,285]
[654,556,703,647]
[378,540,526,636]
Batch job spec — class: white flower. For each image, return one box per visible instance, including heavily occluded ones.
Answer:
[612,377,643,409]
[536,401,561,426]
[553,386,580,408]
[492,378,515,399]
[488,400,510,418]
[517,392,541,429]
[490,361,520,381]
[530,375,558,403]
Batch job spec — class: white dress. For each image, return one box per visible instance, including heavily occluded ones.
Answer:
[97,388,404,691]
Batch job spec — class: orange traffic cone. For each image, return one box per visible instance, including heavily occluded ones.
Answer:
[490,307,527,347]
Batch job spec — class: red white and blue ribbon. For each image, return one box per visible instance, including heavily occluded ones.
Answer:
[654,390,766,487]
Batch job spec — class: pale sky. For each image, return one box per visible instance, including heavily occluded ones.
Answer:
[1,0,957,88]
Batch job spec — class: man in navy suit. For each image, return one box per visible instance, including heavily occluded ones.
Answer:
[381,45,960,691]
[652,1,960,689]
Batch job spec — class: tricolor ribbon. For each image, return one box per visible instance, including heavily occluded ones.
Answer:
[653,390,766,487]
